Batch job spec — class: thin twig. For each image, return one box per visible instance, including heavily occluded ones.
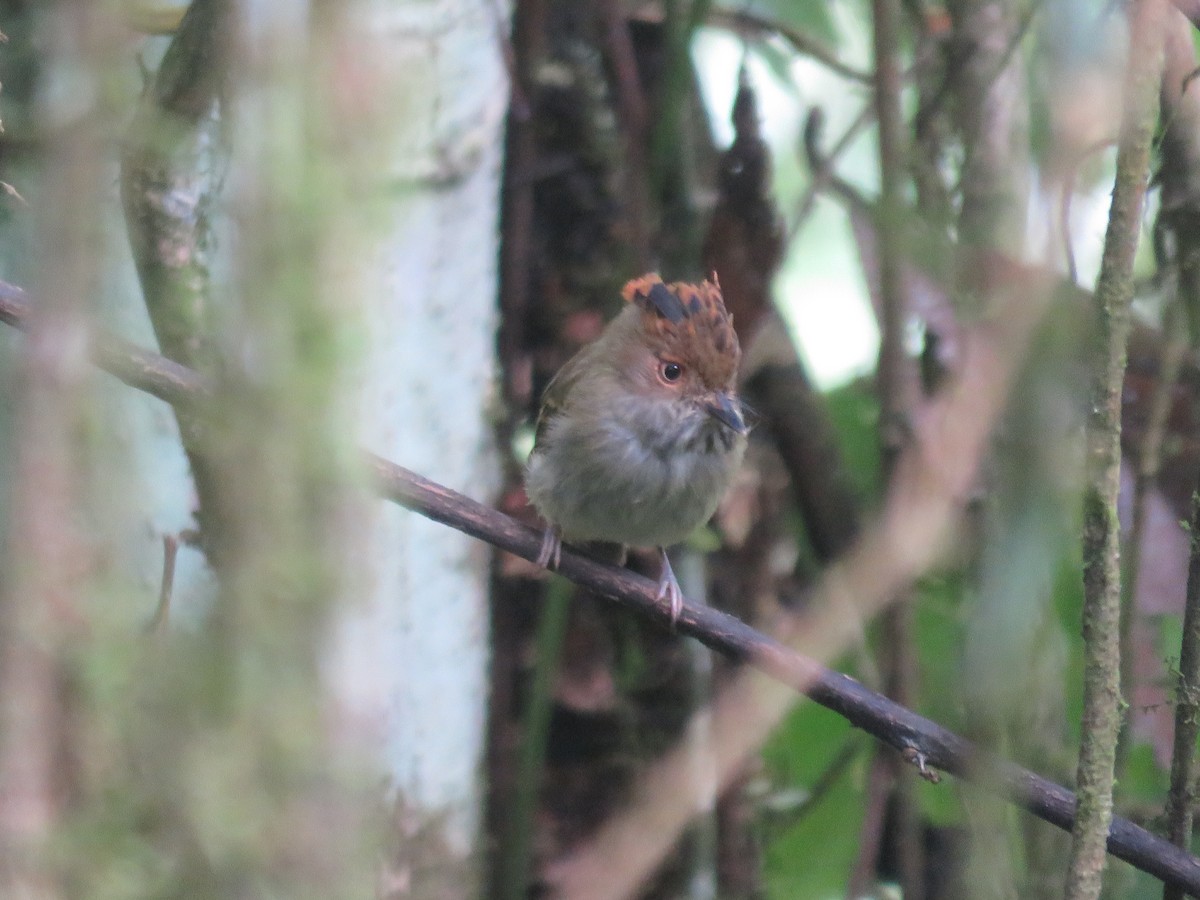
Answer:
[1164,479,1200,900]
[847,750,895,896]
[1160,12,1200,896]
[706,7,873,84]
[144,529,199,634]
[882,99,924,900]
[854,0,925,889]
[795,104,874,235]
[768,736,865,830]
[4,278,1200,894]
[1122,299,1188,774]
[146,534,180,635]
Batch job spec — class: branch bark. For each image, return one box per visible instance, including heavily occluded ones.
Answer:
[119,0,230,565]
[1158,12,1200,900]
[854,0,924,891]
[1067,0,1168,897]
[705,7,873,84]
[4,278,1200,895]
[1165,474,1200,900]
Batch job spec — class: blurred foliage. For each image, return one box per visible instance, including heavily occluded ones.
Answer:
[757,358,1177,893]
[762,704,865,898]
[1,0,1197,895]
[821,380,883,500]
[761,379,877,897]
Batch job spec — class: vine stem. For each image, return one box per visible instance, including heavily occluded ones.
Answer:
[1065,0,1168,897]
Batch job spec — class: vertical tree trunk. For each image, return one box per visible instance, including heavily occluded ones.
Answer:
[327,2,507,895]
[1067,0,1166,897]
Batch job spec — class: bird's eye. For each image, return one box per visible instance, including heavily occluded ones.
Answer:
[661,361,683,383]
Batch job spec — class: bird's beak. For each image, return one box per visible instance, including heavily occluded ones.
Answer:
[705,393,746,434]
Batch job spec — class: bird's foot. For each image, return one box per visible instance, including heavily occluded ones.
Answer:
[655,548,684,626]
[536,525,563,570]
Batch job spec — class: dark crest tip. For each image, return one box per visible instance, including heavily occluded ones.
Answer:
[647,282,687,323]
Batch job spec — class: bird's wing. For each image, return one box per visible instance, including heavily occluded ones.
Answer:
[533,348,591,448]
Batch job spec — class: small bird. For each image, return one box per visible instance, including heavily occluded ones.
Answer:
[525,273,748,624]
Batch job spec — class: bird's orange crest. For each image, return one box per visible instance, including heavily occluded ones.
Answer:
[621,272,740,387]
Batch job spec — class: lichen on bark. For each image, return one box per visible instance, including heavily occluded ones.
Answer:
[1065,0,1167,897]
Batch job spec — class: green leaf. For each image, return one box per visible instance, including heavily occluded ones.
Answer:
[762,705,864,897]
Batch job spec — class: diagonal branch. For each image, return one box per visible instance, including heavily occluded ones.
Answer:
[1168,0,1200,28]
[2,278,1200,895]
[706,7,873,84]
[120,0,230,566]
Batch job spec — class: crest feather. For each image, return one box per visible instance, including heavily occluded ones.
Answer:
[619,272,741,387]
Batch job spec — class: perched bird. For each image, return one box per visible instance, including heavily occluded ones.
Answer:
[525,273,748,623]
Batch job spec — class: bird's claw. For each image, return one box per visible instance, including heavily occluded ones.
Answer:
[537,526,562,570]
[656,549,684,626]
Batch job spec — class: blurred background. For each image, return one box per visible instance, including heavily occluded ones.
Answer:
[0,0,1195,898]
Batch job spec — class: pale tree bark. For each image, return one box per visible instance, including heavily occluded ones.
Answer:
[0,0,506,895]
[325,1,507,895]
